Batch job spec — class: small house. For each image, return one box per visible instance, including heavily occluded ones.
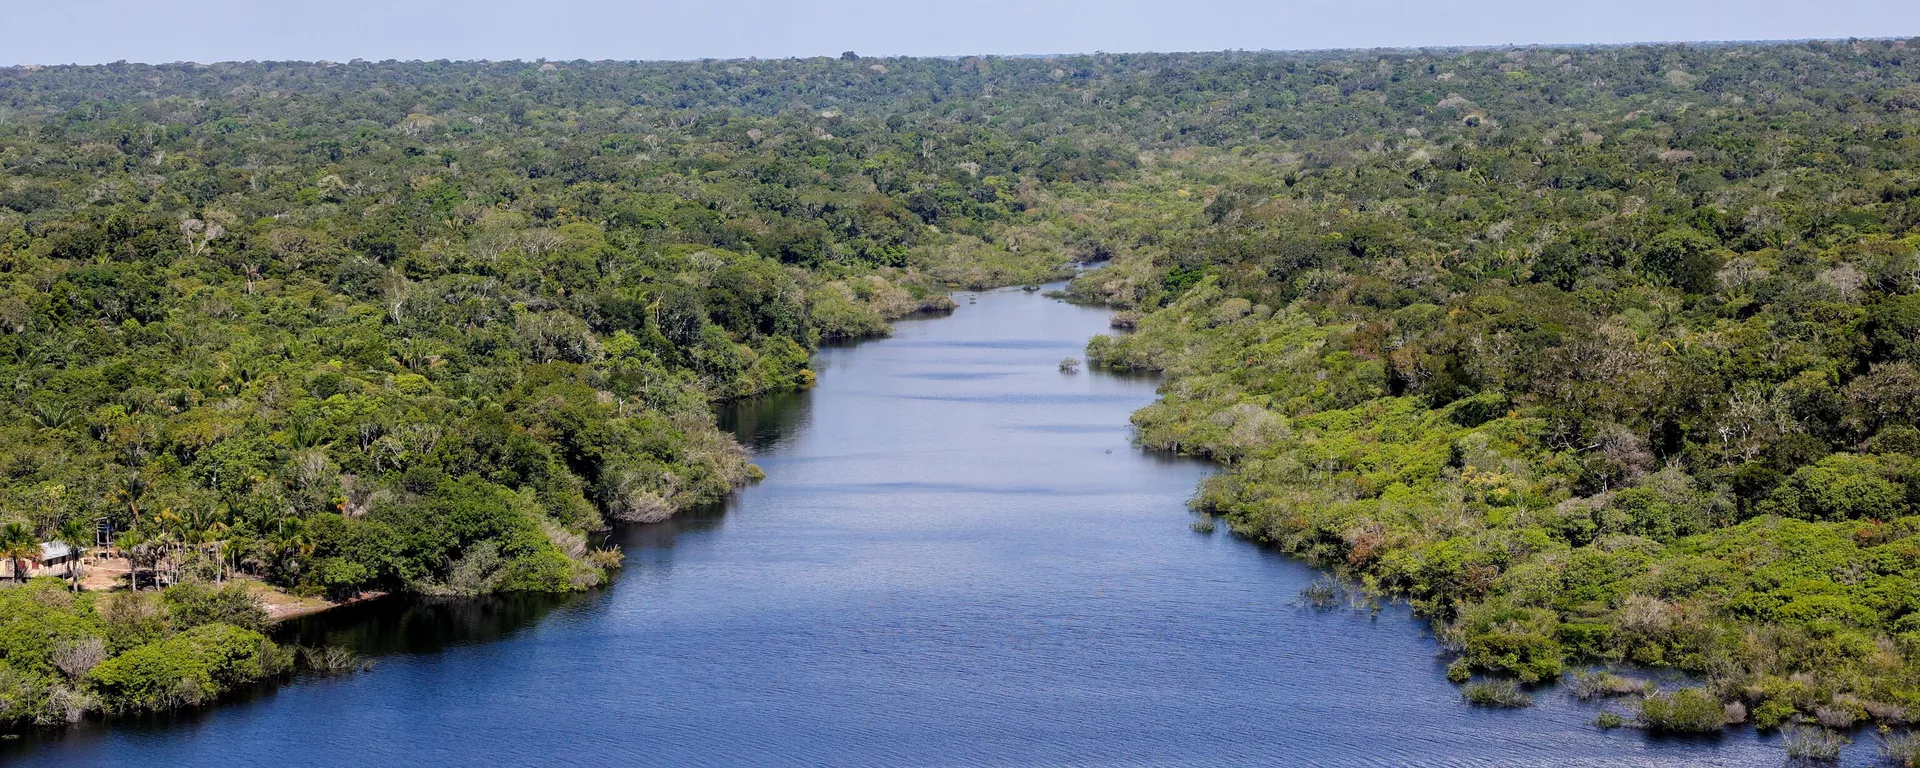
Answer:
[2,541,81,579]
[38,541,78,569]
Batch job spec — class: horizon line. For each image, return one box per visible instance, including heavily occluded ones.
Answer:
[5,35,1917,70]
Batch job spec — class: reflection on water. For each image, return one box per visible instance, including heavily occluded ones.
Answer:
[7,283,1845,767]
[717,388,811,453]
[276,592,585,656]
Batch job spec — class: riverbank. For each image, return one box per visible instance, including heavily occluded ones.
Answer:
[255,583,387,623]
[1080,270,1920,755]
[8,282,1828,767]
[25,551,373,624]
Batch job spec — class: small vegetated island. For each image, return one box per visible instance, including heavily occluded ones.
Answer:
[1,40,1919,758]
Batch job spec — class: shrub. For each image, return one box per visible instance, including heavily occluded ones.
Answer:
[1782,726,1848,761]
[1754,698,1800,730]
[1453,602,1565,683]
[1299,577,1344,609]
[1462,680,1534,708]
[85,624,277,713]
[1879,729,1920,767]
[98,591,168,654]
[1767,454,1906,521]
[51,637,107,681]
[1567,670,1649,699]
[1596,711,1626,729]
[1814,704,1859,729]
[298,645,373,676]
[1637,688,1727,732]
[162,581,269,633]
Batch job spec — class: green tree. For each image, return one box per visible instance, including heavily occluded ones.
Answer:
[55,516,93,591]
[0,522,38,584]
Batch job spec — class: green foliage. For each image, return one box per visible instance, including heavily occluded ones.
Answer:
[0,579,286,728]
[0,580,103,680]
[0,56,1043,608]
[1044,38,1920,736]
[1637,689,1728,732]
[1765,454,1908,521]
[1782,726,1849,761]
[1461,679,1534,708]
[84,623,278,713]
[8,36,1920,739]
[1452,601,1564,683]
[162,582,269,633]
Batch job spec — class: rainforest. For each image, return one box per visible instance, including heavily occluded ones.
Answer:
[4,39,1920,760]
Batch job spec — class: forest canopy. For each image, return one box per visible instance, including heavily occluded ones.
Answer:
[6,38,1920,733]
[1069,38,1920,734]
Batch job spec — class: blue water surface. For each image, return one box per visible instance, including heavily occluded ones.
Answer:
[6,285,1847,766]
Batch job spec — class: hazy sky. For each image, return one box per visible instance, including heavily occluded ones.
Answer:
[5,0,1920,66]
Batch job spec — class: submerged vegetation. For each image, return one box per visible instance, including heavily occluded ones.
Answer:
[1635,688,1729,732]
[1784,725,1851,762]
[1462,679,1533,708]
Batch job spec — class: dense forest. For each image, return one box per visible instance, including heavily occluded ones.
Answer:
[1073,39,1920,744]
[4,38,1920,749]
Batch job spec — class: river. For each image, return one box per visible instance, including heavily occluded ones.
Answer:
[6,284,1843,766]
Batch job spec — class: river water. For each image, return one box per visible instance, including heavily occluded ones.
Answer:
[7,285,1846,766]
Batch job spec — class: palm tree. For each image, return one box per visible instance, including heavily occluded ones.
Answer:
[154,507,189,587]
[0,522,39,584]
[108,472,149,528]
[175,507,228,584]
[113,530,148,591]
[269,516,313,582]
[55,517,92,592]
[26,401,77,432]
[151,527,179,589]
[204,518,232,584]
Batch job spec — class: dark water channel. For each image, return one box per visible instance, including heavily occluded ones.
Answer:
[7,285,1842,766]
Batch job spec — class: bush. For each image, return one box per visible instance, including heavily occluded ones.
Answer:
[1879,729,1920,767]
[1299,577,1344,609]
[1462,680,1534,708]
[1754,698,1800,730]
[1453,602,1565,683]
[1782,726,1847,761]
[1567,670,1649,699]
[1637,688,1727,732]
[163,582,269,633]
[84,624,278,713]
[1767,454,1907,521]
[297,645,373,676]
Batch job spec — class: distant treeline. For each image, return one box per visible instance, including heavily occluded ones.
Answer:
[6,39,1920,737]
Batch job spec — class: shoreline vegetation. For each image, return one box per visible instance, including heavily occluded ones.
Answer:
[0,53,1081,733]
[1066,37,1920,758]
[2,38,1919,762]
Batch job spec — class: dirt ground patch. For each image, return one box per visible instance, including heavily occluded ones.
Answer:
[56,553,366,622]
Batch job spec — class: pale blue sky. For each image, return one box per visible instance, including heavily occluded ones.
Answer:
[4,0,1919,65]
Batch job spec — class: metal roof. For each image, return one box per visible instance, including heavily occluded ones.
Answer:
[39,541,76,560]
